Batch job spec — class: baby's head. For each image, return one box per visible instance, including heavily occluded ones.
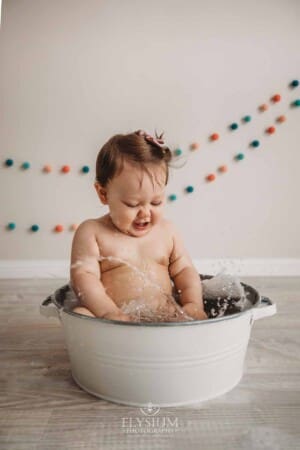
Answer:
[95,130,172,237]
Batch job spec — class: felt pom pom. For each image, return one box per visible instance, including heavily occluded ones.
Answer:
[61,165,71,173]
[5,159,14,167]
[190,142,200,150]
[291,80,299,88]
[251,140,260,148]
[259,104,268,112]
[55,224,64,232]
[206,174,216,182]
[266,126,276,134]
[218,165,228,173]
[185,185,194,193]
[31,224,39,232]
[43,165,52,173]
[21,162,31,170]
[243,115,252,122]
[174,149,182,156]
[271,94,281,103]
[276,115,286,123]
[7,222,16,230]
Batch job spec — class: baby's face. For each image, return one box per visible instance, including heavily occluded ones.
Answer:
[98,161,166,237]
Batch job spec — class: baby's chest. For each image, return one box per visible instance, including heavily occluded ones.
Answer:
[98,232,172,268]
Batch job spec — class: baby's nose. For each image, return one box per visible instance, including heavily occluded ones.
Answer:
[137,206,150,218]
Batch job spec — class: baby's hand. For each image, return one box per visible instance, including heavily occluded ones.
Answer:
[103,310,135,322]
[182,302,208,321]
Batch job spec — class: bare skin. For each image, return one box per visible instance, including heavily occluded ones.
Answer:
[70,161,207,322]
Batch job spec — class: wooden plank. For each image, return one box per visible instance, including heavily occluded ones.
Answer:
[0,278,299,449]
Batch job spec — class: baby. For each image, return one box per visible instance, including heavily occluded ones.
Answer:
[70,129,207,322]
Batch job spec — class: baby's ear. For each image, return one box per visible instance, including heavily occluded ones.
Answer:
[94,182,108,204]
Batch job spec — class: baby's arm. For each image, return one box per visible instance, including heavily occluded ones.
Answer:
[70,220,132,321]
[168,223,207,320]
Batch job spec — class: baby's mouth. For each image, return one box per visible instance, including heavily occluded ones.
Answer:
[133,221,150,230]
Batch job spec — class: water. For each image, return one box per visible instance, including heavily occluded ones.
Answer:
[202,270,251,318]
[70,258,249,322]
[70,256,193,322]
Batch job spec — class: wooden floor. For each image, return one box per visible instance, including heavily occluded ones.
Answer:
[0,277,299,449]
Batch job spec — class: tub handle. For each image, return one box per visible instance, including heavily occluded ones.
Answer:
[40,297,61,321]
[252,296,277,322]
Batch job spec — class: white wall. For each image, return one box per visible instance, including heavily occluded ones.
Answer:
[0,0,300,262]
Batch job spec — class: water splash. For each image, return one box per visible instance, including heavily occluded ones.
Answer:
[71,256,192,323]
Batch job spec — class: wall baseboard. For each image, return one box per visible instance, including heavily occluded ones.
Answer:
[0,258,299,278]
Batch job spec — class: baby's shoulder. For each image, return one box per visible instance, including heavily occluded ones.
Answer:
[159,218,177,237]
[74,216,108,237]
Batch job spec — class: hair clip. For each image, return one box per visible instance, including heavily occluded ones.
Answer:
[135,129,167,153]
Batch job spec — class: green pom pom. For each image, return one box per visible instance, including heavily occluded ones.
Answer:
[7,222,16,230]
[243,115,252,123]
[31,224,39,232]
[82,165,90,173]
[230,123,238,130]
[185,185,194,193]
[235,153,245,161]
[168,194,177,201]
[174,148,182,156]
[293,99,300,107]
[22,162,31,170]
[251,140,260,148]
[5,159,14,167]
[291,80,299,88]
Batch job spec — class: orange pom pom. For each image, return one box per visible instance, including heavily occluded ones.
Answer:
[61,165,71,173]
[210,133,219,141]
[276,115,286,123]
[55,224,64,233]
[190,142,200,150]
[218,165,228,173]
[259,103,268,112]
[206,173,216,182]
[271,94,281,103]
[266,126,276,134]
[43,164,52,173]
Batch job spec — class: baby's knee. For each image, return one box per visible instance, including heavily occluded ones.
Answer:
[73,306,96,317]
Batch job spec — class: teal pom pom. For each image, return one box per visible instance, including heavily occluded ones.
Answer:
[185,186,194,193]
[82,165,90,173]
[7,222,16,230]
[293,99,300,107]
[235,153,245,161]
[251,140,260,148]
[5,159,14,167]
[21,162,31,170]
[174,148,182,156]
[291,80,299,88]
[243,115,252,123]
[230,123,238,130]
[168,194,177,201]
[31,224,39,232]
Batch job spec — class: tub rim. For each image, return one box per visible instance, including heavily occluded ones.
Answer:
[43,277,267,327]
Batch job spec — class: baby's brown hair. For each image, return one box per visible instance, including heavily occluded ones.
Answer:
[95,130,172,187]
